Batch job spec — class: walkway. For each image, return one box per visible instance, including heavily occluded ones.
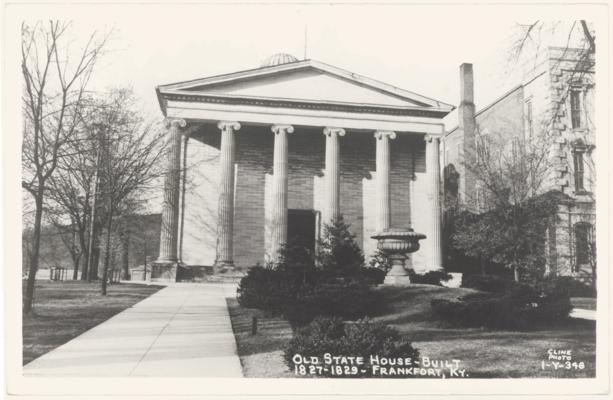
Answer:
[570,307,596,320]
[24,283,243,377]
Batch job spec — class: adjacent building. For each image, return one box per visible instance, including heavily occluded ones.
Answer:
[443,47,596,278]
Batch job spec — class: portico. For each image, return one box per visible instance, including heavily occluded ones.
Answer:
[152,54,453,280]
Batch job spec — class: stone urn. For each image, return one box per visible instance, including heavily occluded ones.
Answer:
[371,228,426,285]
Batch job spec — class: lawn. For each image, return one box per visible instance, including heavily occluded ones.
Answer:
[227,284,596,378]
[226,297,294,377]
[372,285,596,378]
[571,297,597,311]
[22,280,164,365]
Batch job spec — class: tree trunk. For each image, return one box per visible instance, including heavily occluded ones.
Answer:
[80,233,89,280]
[121,235,130,280]
[89,244,100,281]
[87,149,101,282]
[513,265,520,282]
[101,210,114,295]
[72,255,80,280]
[23,193,43,314]
[71,229,80,280]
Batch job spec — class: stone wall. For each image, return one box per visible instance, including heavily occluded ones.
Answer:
[443,48,596,278]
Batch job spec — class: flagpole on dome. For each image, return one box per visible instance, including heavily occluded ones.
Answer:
[304,25,308,60]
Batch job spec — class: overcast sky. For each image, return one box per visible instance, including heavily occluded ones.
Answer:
[13,3,593,129]
[8,1,599,135]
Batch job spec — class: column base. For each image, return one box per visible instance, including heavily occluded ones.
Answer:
[150,260,179,282]
[213,260,235,274]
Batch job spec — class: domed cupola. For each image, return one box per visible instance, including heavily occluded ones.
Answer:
[260,53,299,67]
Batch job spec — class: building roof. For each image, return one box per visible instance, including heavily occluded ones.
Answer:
[445,71,546,137]
[156,57,455,119]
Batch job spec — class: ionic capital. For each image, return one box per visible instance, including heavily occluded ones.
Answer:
[425,134,441,144]
[271,124,294,135]
[323,127,346,137]
[164,117,187,130]
[218,121,241,133]
[374,130,397,140]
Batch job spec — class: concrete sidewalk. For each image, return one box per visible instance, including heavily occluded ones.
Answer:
[570,307,596,320]
[24,284,243,377]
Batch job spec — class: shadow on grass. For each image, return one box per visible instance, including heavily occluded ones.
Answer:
[224,283,597,378]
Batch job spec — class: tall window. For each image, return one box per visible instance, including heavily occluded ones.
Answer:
[570,89,583,129]
[574,222,592,267]
[573,151,585,192]
[525,100,533,139]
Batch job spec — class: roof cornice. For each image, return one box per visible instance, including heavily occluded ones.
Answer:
[159,90,450,119]
[156,59,455,116]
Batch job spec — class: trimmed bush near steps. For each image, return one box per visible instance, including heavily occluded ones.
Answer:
[237,266,383,327]
[285,281,383,326]
[284,317,420,378]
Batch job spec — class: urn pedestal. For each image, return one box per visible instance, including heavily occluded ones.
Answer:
[371,228,426,285]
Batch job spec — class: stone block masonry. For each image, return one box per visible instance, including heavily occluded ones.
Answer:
[181,124,435,272]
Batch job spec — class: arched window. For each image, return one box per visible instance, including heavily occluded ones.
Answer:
[574,222,593,268]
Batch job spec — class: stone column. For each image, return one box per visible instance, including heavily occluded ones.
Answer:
[269,124,294,262]
[154,118,186,279]
[215,121,241,270]
[426,135,443,270]
[374,130,396,231]
[322,127,346,224]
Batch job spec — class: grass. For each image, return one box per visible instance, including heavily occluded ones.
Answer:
[22,280,164,365]
[227,284,596,378]
[571,297,597,311]
[226,297,294,377]
[372,285,596,378]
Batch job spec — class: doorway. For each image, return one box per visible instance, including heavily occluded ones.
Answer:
[287,209,317,254]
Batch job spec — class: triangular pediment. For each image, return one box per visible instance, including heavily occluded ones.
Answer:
[158,60,454,112]
[182,68,424,107]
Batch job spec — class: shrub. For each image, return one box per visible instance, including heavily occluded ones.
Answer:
[431,283,572,329]
[277,241,319,284]
[355,267,386,285]
[368,250,392,273]
[317,217,365,278]
[284,317,420,378]
[542,276,595,298]
[238,266,383,327]
[285,281,383,327]
[410,270,452,286]
[236,265,299,314]
[238,215,383,327]
[461,273,518,292]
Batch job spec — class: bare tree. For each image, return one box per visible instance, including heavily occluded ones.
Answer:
[508,20,595,130]
[21,21,109,313]
[44,212,83,278]
[88,89,166,295]
[45,136,96,280]
[453,123,558,281]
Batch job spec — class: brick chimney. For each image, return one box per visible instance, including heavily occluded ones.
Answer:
[458,63,476,206]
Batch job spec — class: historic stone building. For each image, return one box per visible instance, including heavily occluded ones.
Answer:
[443,47,596,278]
[151,53,453,280]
